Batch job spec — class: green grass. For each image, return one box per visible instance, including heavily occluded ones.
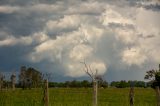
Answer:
[0,88,156,106]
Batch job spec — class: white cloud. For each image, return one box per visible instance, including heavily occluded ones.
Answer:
[66,61,106,77]
[29,23,107,77]
[138,35,160,63]
[98,4,160,66]
[89,62,106,75]
[45,14,101,35]
[0,35,32,46]
[0,3,65,15]
[0,5,19,14]
[32,32,49,43]
[0,32,48,46]
[29,4,63,13]
[65,1,105,15]
[100,7,135,26]
[0,36,16,46]
[115,28,138,44]
[69,44,93,61]
[28,0,160,78]
[46,15,85,32]
[122,47,147,66]
[135,7,160,36]
[79,24,104,44]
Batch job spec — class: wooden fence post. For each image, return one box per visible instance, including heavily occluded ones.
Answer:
[93,80,98,106]
[43,79,49,106]
[0,73,4,91]
[0,79,2,90]
[129,82,134,106]
[155,86,160,106]
[11,73,16,90]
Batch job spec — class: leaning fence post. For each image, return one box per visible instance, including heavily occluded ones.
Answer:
[155,86,160,106]
[43,79,49,106]
[129,82,134,106]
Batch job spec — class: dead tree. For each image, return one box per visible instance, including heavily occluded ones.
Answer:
[81,61,99,106]
[11,73,16,90]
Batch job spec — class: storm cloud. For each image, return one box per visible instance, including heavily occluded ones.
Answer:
[0,0,160,81]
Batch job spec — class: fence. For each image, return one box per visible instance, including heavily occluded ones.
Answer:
[0,87,157,106]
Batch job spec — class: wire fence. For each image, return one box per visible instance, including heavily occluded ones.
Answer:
[0,87,157,106]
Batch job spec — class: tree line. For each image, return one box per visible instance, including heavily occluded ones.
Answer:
[0,65,160,90]
[110,80,150,88]
[48,80,108,88]
[48,80,152,88]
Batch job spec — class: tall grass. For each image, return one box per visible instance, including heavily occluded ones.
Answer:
[0,88,156,106]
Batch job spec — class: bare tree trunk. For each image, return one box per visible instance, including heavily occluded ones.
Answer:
[155,86,160,106]
[43,79,49,106]
[129,87,134,106]
[93,80,98,106]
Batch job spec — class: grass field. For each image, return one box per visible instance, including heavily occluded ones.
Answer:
[0,88,156,106]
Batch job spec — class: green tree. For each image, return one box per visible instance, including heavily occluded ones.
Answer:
[81,80,92,88]
[27,67,43,88]
[96,76,108,88]
[19,66,43,89]
[144,64,160,88]
[110,81,129,88]
[117,80,129,88]
[134,81,145,87]
[110,81,117,87]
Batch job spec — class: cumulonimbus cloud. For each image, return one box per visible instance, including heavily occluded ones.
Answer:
[0,0,159,79]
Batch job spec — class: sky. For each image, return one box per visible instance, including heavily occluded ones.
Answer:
[0,0,160,82]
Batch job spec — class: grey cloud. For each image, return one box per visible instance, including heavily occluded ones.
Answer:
[0,0,61,6]
[144,4,160,11]
[0,13,46,37]
[0,0,160,81]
